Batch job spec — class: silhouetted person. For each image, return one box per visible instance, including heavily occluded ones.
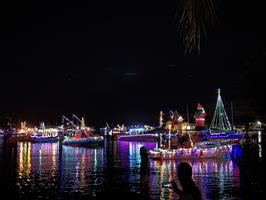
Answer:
[139,146,151,199]
[171,162,201,200]
[140,146,150,174]
[140,146,149,160]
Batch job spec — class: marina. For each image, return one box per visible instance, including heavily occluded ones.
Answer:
[1,1,266,198]
[0,91,265,199]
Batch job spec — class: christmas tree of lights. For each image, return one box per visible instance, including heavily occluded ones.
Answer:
[209,89,232,131]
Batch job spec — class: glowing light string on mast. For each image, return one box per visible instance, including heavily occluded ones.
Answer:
[209,89,232,131]
[159,111,164,128]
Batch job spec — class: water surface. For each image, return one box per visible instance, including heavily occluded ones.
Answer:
[0,132,265,199]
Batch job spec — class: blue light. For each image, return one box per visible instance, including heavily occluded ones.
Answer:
[231,144,243,162]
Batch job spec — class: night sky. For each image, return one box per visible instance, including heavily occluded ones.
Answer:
[1,0,266,128]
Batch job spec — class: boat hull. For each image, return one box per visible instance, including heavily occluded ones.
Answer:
[8,135,30,142]
[149,145,232,160]
[30,136,59,143]
[62,136,104,147]
[200,131,243,144]
[118,134,158,142]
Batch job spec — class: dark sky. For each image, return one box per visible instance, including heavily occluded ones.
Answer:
[1,0,266,127]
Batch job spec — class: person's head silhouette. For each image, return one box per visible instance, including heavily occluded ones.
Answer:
[171,162,202,200]
[178,162,192,184]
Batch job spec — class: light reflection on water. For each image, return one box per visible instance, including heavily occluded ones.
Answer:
[0,132,265,199]
[258,131,262,158]
[60,145,104,197]
[149,159,240,200]
[16,142,59,198]
[13,141,105,199]
[118,141,241,200]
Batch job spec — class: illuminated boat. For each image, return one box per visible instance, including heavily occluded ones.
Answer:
[199,89,243,143]
[149,141,232,160]
[62,126,103,147]
[105,124,126,139]
[30,135,59,142]
[62,135,104,147]
[200,130,243,143]
[8,121,32,142]
[0,129,4,136]
[30,123,59,143]
[117,125,160,142]
[61,115,103,147]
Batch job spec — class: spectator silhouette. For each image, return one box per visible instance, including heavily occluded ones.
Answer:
[171,162,201,200]
[140,146,150,174]
[139,146,151,199]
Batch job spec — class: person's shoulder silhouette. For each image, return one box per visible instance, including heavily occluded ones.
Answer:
[171,162,201,200]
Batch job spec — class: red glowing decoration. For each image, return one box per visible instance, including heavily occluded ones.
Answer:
[194,103,207,127]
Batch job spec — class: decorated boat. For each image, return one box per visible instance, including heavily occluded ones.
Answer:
[148,89,244,160]
[149,140,232,160]
[62,135,104,147]
[117,124,158,142]
[30,135,59,142]
[200,130,242,142]
[199,89,243,143]
[104,124,127,140]
[30,122,59,142]
[61,115,103,147]
[8,121,32,142]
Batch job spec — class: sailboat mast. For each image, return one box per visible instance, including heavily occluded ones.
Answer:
[186,104,190,125]
[186,104,190,131]
[231,101,234,130]
[159,111,163,128]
